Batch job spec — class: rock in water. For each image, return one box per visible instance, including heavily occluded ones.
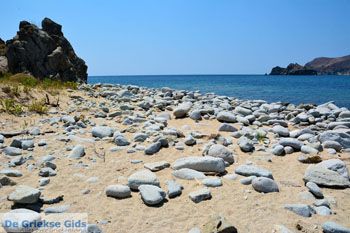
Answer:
[128,170,160,190]
[138,185,166,206]
[202,215,238,233]
[2,209,41,233]
[8,185,41,204]
[6,18,87,82]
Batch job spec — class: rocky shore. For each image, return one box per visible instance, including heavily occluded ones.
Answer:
[0,83,350,232]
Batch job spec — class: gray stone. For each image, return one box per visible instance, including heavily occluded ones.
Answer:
[189,110,202,121]
[319,130,350,149]
[238,137,254,152]
[105,184,131,199]
[172,156,226,173]
[0,169,23,177]
[189,188,211,203]
[3,147,22,156]
[138,185,166,205]
[207,144,234,164]
[29,127,40,136]
[235,106,252,116]
[323,140,342,151]
[318,159,349,178]
[0,134,4,143]
[21,140,34,150]
[44,205,70,214]
[39,178,50,186]
[235,164,273,179]
[218,123,237,132]
[252,177,279,193]
[144,142,162,155]
[184,135,196,146]
[272,145,285,156]
[172,168,206,180]
[128,169,160,190]
[279,138,303,151]
[284,204,313,217]
[301,145,319,155]
[303,164,350,188]
[133,133,148,142]
[216,111,236,123]
[173,102,193,118]
[144,161,170,172]
[202,177,222,187]
[272,125,290,137]
[322,221,350,233]
[68,145,85,159]
[38,139,47,146]
[114,135,130,146]
[313,206,331,216]
[8,185,41,204]
[92,126,114,138]
[1,208,41,233]
[39,167,57,177]
[166,180,183,198]
[314,199,330,208]
[240,176,256,185]
[306,182,323,198]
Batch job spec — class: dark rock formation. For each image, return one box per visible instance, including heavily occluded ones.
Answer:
[270,55,350,75]
[5,18,87,82]
[270,63,317,75]
[0,38,8,75]
[305,55,350,75]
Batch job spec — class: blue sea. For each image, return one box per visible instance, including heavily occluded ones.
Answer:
[88,75,350,108]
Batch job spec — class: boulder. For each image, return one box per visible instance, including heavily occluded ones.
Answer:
[6,18,87,82]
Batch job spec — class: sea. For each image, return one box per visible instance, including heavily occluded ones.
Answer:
[88,75,350,109]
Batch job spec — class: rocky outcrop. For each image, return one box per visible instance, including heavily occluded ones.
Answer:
[0,38,8,75]
[270,63,317,75]
[305,55,350,75]
[5,18,87,83]
[270,55,350,75]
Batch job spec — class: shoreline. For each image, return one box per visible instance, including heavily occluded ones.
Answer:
[0,82,349,232]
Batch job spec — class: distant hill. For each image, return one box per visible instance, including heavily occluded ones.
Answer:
[270,55,350,75]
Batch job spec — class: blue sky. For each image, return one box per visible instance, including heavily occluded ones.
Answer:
[1,0,349,75]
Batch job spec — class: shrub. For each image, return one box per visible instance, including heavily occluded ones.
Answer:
[28,100,48,114]
[1,99,23,115]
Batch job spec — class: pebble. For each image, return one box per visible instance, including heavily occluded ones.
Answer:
[189,188,212,203]
[172,168,206,180]
[202,177,222,187]
[8,185,41,204]
[322,221,350,233]
[68,144,86,159]
[172,156,225,173]
[306,181,323,198]
[284,204,313,217]
[235,164,273,179]
[144,142,162,155]
[138,184,166,206]
[166,180,183,198]
[207,144,235,164]
[252,177,279,193]
[218,123,237,132]
[128,169,160,190]
[105,184,131,199]
[92,126,114,138]
[144,161,170,172]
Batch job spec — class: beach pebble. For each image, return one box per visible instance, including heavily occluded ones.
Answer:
[284,204,313,217]
[166,180,183,198]
[322,221,350,233]
[105,185,131,199]
[202,177,222,187]
[68,144,85,159]
[92,126,114,138]
[8,185,41,204]
[3,147,22,156]
[207,144,234,164]
[216,111,236,123]
[128,170,160,190]
[172,168,206,180]
[252,177,279,193]
[144,142,162,155]
[172,156,225,173]
[218,123,237,132]
[189,188,212,203]
[235,164,273,179]
[1,209,41,233]
[138,184,166,205]
[144,161,170,172]
[306,182,323,198]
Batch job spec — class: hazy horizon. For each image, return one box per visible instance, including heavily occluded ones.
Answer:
[1,0,350,76]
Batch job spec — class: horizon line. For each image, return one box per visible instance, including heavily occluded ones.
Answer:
[88,73,267,77]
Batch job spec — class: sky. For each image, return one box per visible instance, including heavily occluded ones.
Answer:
[1,0,349,75]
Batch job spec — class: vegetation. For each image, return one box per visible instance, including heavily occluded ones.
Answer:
[0,73,78,90]
[28,100,48,114]
[1,99,24,115]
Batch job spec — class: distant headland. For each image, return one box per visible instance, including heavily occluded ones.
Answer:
[270,55,350,75]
